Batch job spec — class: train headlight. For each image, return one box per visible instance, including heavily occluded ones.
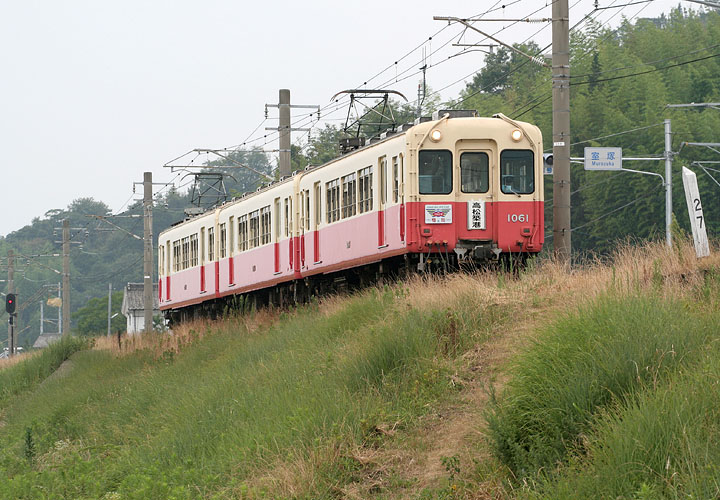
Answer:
[430,129,442,142]
[511,129,523,142]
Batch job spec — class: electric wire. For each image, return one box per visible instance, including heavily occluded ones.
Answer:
[571,187,663,232]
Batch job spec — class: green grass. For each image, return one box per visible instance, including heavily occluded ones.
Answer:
[530,344,720,499]
[486,293,719,480]
[0,335,88,409]
[0,287,479,499]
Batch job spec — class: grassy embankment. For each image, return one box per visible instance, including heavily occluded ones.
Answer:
[1,239,719,499]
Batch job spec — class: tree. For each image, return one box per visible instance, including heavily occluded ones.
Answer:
[72,291,125,336]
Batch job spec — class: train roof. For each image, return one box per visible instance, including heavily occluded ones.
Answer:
[159,111,537,236]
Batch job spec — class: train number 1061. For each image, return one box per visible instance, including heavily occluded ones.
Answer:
[507,213,529,223]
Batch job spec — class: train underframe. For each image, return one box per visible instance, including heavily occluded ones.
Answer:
[163,248,533,325]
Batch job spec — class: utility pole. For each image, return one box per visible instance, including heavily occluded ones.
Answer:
[265,89,319,178]
[7,249,14,357]
[62,219,70,335]
[143,172,153,334]
[552,0,572,262]
[40,300,44,336]
[664,119,673,248]
[279,89,291,178]
[107,283,112,336]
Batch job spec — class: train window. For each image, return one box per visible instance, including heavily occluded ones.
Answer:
[274,199,281,242]
[199,231,205,265]
[342,173,357,218]
[173,240,181,272]
[190,234,198,267]
[326,179,340,223]
[379,156,387,205]
[419,150,452,194]
[159,245,164,277]
[249,211,259,248]
[307,189,312,230]
[358,166,373,213]
[182,236,190,270]
[208,227,215,261]
[461,152,490,193]
[284,198,292,237]
[500,150,534,195]
[219,222,227,259]
[260,206,271,245]
[392,156,399,203]
[314,183,321,227]
[219,223,227,259]
[238,215,248,251]
[228,218,234,255]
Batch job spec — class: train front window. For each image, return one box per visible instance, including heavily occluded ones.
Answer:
[461,152,489,193]
[419,150,452,195]
[500,150,534,195]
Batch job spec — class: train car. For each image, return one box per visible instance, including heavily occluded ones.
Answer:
[158,111,544,320]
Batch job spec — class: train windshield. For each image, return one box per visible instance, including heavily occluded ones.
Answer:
[501,150,534,195]
[461,152,489,193]
[419,150,453,194]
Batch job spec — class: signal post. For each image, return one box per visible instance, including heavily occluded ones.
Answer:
[6,249,16,357]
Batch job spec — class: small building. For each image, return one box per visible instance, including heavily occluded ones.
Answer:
[121,283,160,334]
[33,333,62,349]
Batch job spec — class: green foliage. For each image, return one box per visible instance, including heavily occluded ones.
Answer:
[486,293,716,479]
[204,148,272,197]
[72,291,125,336]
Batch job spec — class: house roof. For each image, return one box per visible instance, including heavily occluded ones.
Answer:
[121,283,160,315]
[33,333,62,349]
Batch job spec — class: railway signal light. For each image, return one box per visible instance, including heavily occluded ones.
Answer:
[6,293,16,314]
[543,153,554,175]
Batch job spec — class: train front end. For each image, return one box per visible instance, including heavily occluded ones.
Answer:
[404,111,544,267]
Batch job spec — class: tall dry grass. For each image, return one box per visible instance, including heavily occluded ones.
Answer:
[0,350,37,371]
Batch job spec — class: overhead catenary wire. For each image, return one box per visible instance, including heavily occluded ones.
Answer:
[507,0,654,118]
[571,187,663,232]
[220,0,548,152]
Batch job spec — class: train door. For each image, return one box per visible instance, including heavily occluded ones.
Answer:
[200,228,206,292]
[301,189,309,267]
[457,147,494,240]
[274,198,281,273]
[396,154,406,242]
[378,156,387,247]
[285,196,293,270]
[165,239,171,300]
[313,182,321,263]
[228,217,235,285]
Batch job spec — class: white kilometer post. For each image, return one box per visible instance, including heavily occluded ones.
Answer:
[681,166,710,258]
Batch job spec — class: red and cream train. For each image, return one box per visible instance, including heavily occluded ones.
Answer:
[158,111,544,320]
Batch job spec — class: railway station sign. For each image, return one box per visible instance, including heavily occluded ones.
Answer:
[584,147,622,171]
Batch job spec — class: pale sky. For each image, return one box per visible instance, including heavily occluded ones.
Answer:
[0,0,689,236]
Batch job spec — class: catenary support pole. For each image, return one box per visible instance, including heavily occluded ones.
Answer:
[279,89,291,178]
[552,0,571,262]
[665,119,673,247]
[143,172,154,334]
[62,219,70,336]
[40,299,44,336]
